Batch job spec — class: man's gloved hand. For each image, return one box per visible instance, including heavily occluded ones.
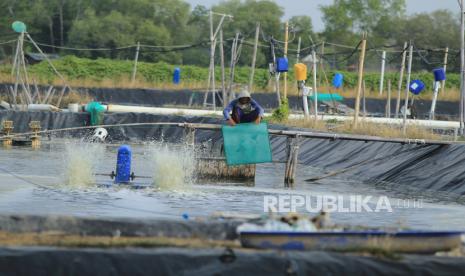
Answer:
[228,118,236,126]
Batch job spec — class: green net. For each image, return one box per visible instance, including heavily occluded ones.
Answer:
[85,102,106,126]
[222,122,272,166]
[308,93,343,102]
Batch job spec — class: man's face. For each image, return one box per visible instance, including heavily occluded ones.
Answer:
[239,97,251,105]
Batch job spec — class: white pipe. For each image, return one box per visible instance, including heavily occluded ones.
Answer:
[0,101,11,110]
[105,104,223,117]
[27,104,60,111]
[430,81,440,120]
[103,105,460,130]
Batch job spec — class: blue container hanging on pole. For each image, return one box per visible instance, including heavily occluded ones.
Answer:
[173,67,181,84]
[409,80,425,95]
[332,73,344,89]
[115,145,132,184]
[276,57,289,73]
[433,68,446,82]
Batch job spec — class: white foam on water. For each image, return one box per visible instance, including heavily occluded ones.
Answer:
[149,143,195,190]
[61,142,104,188]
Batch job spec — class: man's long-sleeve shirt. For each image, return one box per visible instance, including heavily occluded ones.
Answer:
[223,99,265,120]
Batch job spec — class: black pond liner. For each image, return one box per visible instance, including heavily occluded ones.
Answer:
[0,215,463,276]
[2,110,465,198]
[2,112,465,275]
[0,246,464,276]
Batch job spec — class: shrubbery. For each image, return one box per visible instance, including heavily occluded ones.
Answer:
[1,55,460,92]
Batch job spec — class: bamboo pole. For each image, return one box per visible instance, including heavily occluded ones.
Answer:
[0,121,452,145]
[296,36,301,63]
[312,50,318,119]
[228,33,240,102]
[460,0,465,135]
[219,30,226,108]
[249,23,260,93]
[353,33,367,128]
[386,79,392,118]
[283,21,289,100]
[395,42,408,118]
[362,80,366,118]
[402,43,414,134]
[441,47,449,95]
[319,41,325,87]
[379,51,386,96]
[131,42,140,85]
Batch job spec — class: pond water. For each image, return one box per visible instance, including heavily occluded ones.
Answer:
[0,140,464,230]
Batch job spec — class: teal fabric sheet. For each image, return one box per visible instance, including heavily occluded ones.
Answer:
[222,122,272,166]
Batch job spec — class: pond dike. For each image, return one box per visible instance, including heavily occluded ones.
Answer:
[0,85,460,119]
[2,110,465,198]
[0,215,464,275]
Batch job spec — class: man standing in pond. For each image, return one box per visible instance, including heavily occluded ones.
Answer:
[223,90,265,126]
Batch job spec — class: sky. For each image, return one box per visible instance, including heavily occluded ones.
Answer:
[186,0,458,31]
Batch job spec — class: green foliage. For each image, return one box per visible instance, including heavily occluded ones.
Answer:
[25,55,271,88]
[22,55,463,95]
[272,98,290,122]
[0,0,460,75]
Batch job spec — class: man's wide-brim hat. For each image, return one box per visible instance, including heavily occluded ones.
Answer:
[237,89,251,99]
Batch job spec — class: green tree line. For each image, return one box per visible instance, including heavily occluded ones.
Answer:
[0,0,461,72]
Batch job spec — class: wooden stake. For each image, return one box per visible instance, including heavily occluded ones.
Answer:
[283,21,289,99]
[296,36,301,63]
[379,50,386,96]
[284,136,300,187]
[386,79,392,118]
[312,50,318,119]
[249,23,260,93]
[441,47,449,95]
[353,33,367,128]
[131,42,140,85]
[461,0,465,135]
[362,80,366,118]
[228,33,240,102]
[219,30,226,108]
[395,42,408,118]
[402,43,414,134]
[319,41,325,87]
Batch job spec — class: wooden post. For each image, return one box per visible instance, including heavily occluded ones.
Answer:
[219,30,226,108]
[441,47,449,95]
[319,41,325,87]
[386,79,392,118]
[184,125,196,148]
[353,33,367,128]
[131,42,140,85]
[283,21,289,99]
[249,23,260,93]
[395,42,408,118]
[19,33,33,104]
[312,50,318,119]
[296,36,302,63]
[228,33,240,102]
[203,11,216,109]
[402,43,414,134]
[379,50,386,96]
[284,135,300,187]
[460,0,465,135]
[362,80,366,118]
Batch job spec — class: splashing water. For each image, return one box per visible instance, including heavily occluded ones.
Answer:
[150,143,195,190]
[62,142,104,188]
